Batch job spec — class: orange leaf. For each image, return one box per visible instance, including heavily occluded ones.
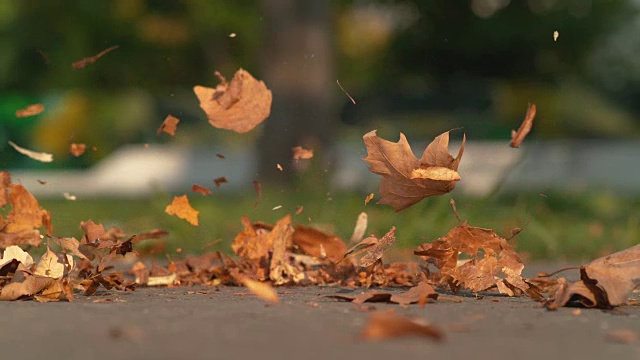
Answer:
[165,195,199,226]
[363,130,465,211]
[157,115,180,136]
[292,146,313,160]
[240,277,280,303]
[194,69,272,133]
[509,103,536,148]
[16,104,44,118]
[70,143,86,157]
[360,311,443,342]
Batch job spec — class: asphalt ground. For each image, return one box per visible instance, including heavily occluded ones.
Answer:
[2,268,640,360]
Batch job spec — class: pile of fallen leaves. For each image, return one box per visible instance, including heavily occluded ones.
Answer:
[3,64,639,319]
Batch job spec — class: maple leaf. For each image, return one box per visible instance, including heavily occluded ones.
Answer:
[8,141,53,163]
[16,103,44,118]
[157,115,180,136]
[165,195,199,226]
[415,204,528,295]
[70,143,86,157]
[363,130,465,211]
[510,103,536,148]
[292,146,314,160]
[194,69,272,133]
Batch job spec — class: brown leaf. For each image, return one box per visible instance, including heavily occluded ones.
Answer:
[327,282,438,306]
[165,195,199,226]
[16,103,44,118]
[253,180,262,208]
[4,184,46,233]
[581,244,640,306]
[509,103,536,148]
[34,247,74,280]
[269,215,296,285]
[292,225,347,263]
[194,69,272,133]
[292,146,314,160]
[231,216,275,260]
[53,237,89,260]
[157,115,180,136]
[213,177,228,188]
[345,227,396,267]
[0,230,42,248]
[191,184,212,196]
[0,274,71,301]
[360,311,444,342]
[238,276,280,303]
[415,214,528,295]
[0,171,10,207]
[363,130,465,211]
[70,143,86,157]
[8,141,53,163]
[364,193,374,206]
[72,45,119,69]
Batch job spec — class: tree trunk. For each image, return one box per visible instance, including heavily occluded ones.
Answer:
[258,0,335,187]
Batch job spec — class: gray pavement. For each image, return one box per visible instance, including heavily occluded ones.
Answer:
[2,283,640,360]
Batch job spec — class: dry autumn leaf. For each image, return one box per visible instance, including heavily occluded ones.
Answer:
[239,276,279,303]
[16,103,44,118]
[327,282,438,306]
[72,45,119,69]
[364,193,374,206]
[363,130,465,211]
[0,245,34,270]
[0,171,10,207]
[191,184,212,196]
[292,224,347,263]
[194,69,272,133]
[34,247,74,280]
[344,227,396,267]
[292,146,313,160]
[165,195,199,226]
[213,177,228,188]
[349,212,368,245]
[157,115,180,136]
[8,141,53,163]
[360,311,444,342]
[510,103,536,148]
[70,143,86,157]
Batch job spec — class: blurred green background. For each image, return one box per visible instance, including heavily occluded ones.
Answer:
[2,0,640,260]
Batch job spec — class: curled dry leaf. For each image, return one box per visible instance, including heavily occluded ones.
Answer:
[349,212,368,245]
[194,69,272,133]
[269,215,296,285]
[363,130,465,211]
[157,115,180,136]
[70,143,86,157]
[327,282,438,306]
[16,103,44,118]
[510,103,536,148]
[345,227,396,267]
[8,141,53,163]
[548,244,640,309]
[165,195,199,226]
[0,245,34,270]
[360,311,444,342]
[364,193,374,206]
[34,247,74,280]
[292,146,314,160]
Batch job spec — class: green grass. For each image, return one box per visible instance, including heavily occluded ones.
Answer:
[36,188,640,262]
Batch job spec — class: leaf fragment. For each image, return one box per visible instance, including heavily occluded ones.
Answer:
[16,104,44,118]
[70,143,86,157]
[8,141,53,163]
[360,311,444,342]
[157,115,180,136]
[165,195,199,226]
[292,146,313,160]
[509,103,536,148]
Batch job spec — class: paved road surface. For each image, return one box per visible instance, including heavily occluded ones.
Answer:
[2,283,640,360]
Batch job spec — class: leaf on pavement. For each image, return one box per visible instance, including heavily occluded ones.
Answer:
[548,244,640,309]
[194,69,272,133]
[70,143,86,157]
[0,245,34,272]
[165,195,199,226]
[0,273,72,302]
[8,141,53,163]
[510,103,536,148]
[292,146,313,160]
[362,130,465,211]
[415,205,528,295]
[327,282,438,306]
[269,215,296,285]
[157,115,180,136]
[360,311,444,342]
[34,247,74,279]
[16,103,44,118]
[344,227,396,267]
